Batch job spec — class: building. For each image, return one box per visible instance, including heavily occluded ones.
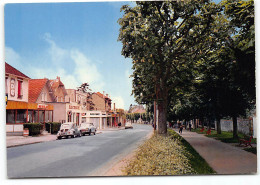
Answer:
[28,79,54,125]
[6,62,30,135]
[84,92,113,129]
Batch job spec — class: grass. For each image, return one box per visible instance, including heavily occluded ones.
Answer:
[191,128,257,144]
[123,129,215,176]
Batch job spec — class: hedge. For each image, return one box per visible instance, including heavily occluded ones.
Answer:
[23,123,42,136]
[45,122,61,134]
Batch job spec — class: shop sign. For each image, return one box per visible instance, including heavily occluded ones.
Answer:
[5,93,8,106]
[69,105,80,110]
[10,78,15,97]
[82,113,86,116]
[90,113,100,115]
[38,104,48,109]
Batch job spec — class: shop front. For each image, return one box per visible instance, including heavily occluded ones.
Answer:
[82,111,112,129]
[6,101,53,135]
[66,103,81,126]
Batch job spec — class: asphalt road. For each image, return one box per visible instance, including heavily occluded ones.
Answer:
[7,124,153,178]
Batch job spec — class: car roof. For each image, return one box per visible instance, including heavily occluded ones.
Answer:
[62,122,75,125]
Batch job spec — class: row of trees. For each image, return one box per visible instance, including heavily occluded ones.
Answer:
[126,112,153,123]
[118,0,255,138]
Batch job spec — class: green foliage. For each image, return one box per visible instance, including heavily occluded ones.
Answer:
[123,129,215,175]
[192,128,257,144]
[45,122,61,134]
[118,1,220,134]
[23,123,42,136]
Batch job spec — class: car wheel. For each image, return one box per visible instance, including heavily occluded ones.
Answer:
[57,136,61,140]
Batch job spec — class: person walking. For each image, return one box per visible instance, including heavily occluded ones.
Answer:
[189,122,192,131]
[179,125,183,134]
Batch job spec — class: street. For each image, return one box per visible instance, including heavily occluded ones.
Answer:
[7,124,153,178]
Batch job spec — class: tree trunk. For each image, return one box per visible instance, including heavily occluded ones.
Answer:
[157,100,167,134]
[232,116,238,139]
[216,117,221,134]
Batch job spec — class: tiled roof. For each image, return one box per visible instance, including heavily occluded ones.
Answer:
[5,62,30,79]
[28,79,48,103]
[49,77,67,96]
[96,92,111,100]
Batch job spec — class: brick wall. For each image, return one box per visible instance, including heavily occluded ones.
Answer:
[92,93,106,111]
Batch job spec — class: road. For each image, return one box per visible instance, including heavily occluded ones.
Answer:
[7,124,153,178]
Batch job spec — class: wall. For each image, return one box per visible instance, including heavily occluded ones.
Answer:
[92,94,106,111]
[6,124,24,136]
[36,85,53,103]
[6,75,29,102]
[51,103,66,123]
[219,119,252,136]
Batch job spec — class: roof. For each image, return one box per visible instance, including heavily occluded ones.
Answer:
[5,62,30,79]
[132,108,146,114]
[28,79,48,103]
[49,77,67,96]
[96,92,111,100]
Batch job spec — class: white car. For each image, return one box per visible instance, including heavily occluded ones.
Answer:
[79,123,97,136]
[125,122,133,129]
[57,122,81,139]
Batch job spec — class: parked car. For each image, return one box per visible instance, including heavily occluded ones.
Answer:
[79,122,97,136]
[57,122,81,139]
[125,122,133,129]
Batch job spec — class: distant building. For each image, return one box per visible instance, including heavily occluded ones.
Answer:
[129,104,146,114]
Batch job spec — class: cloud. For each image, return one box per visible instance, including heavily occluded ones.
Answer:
[111,95,125,109]
[5,47,22,69]
[5,33,105,92]
[70,49,104,91]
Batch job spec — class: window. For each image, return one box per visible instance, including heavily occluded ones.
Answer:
[33,111,38,123]
[39,111,44,123]
[17,80,23,99]
[6,110,15,123]
[41,92,47,102]
[16,110,26,123]
[28,111,34,123]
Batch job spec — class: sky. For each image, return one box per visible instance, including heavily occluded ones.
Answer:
[4,1,137,110]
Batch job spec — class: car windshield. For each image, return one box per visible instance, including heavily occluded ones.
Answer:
[60,124,72,129]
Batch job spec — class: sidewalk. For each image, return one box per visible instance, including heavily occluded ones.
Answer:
[6,134,57,148]
[174,128,257,174]
[6,127,125,148]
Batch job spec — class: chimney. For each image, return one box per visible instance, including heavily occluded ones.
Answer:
[56,76,60,82]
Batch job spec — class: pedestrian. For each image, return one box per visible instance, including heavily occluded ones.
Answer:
[189,122,192,131]
[179,125,183,134]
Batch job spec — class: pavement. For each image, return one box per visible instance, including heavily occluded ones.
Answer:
[174,128,257,175]
[6,126,125,148]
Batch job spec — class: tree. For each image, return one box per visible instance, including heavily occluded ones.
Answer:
[118,1,219,134]
[221,0,255,138]
[77,83,95,110]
